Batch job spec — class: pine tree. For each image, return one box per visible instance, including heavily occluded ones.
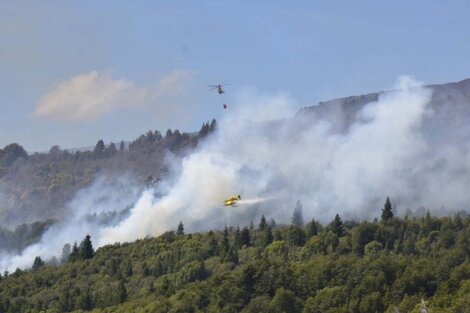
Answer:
[60,243,71,264]
[93,139,105,157]
[259,215,267,231]
[177,221,185,236]
[69,241,80,262]
[78,288,93,311]
[305,218,319,238]
[270,218,277,228]
[207,235,219,257]
[330,214,344,237]
[227,247,239,264]
[32,256,44,271]
[209,119,217,132]
[381,197,394,222]
[117,279,127,304]
[59,285,72,311]
[199,123,209,137]
[79,234,94,260]
[234,226,242,249]
[292,200,304,226]
[241,227,251,247]
[106,142,117,156]
[263,225,274,247]
[223,226,230,253]
[119,140,125,152]
[288,225,306,246]
[124,261,133,277]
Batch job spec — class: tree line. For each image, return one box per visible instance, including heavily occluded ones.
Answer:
[1,197,469,312]
[0,120,217,226]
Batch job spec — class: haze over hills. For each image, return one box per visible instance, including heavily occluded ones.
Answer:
[2,77,470,229]
[298,77,470,136]
[0,121,217,227]
[2,77,470,271]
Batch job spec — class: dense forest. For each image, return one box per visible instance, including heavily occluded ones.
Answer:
[0,120,217,226]
[1,199,469,313]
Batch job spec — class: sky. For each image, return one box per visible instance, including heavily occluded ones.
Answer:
[1,0,470,152]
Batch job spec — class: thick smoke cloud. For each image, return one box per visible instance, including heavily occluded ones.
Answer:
[0,176,141,271]
[4,76,470,270]
[99,76,434,245]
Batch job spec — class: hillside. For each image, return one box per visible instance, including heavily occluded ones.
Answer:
[3,77,470,229]
[297,78,470,137]
[0,120,217,227]
[0,210,469,313]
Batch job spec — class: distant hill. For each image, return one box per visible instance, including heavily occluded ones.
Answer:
[3,77,470,227]
[297,78,470,139]
[0,120,217,227]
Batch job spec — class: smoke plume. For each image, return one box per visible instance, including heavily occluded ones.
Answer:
[4,76,470,270]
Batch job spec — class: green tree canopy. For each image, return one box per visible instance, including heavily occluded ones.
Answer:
[79,234,94,260]
[381,196,394,222]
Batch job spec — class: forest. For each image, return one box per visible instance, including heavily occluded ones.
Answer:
[1,198,469,313]
[0,120,217,227]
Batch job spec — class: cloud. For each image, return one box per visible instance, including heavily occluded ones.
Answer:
[34,69,194,121]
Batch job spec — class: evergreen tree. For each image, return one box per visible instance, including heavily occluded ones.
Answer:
[59,285,72,312]
[241,227,251,247]
[259,215,267,231]
[292,200,304,226]
[154,130,163,141]
[270,218,277,228]
[226,247,239,264]
[119,140,125,152]
[69,241,80,262]
[223,226,230,253]
[234,226,242,249]
[381,196,394,222]
[79,234,94,260]
[209,119,217,132]
[60,243,71,264]
[117,279,127,304]
[32,256,44,271]
[207,235,219,257]
[305,218,319,238]
[263,225,274,247]
[124,261,133,277]
[330,214,344,237]
[177,221,185,236]
[199,123,210,137]
[78,288,93,311]
[0,143,28,167]
[93,139,105,157]
[288,225,306,246]
[106,142,117,156]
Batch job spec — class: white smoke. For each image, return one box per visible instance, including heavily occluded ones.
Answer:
[5,75,470,270]
[0,176,141,271]
[98,76,434,245]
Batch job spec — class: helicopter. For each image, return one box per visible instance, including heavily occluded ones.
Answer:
[208,82,228,95]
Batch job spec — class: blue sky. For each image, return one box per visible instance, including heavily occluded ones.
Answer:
[1,0,470,151]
